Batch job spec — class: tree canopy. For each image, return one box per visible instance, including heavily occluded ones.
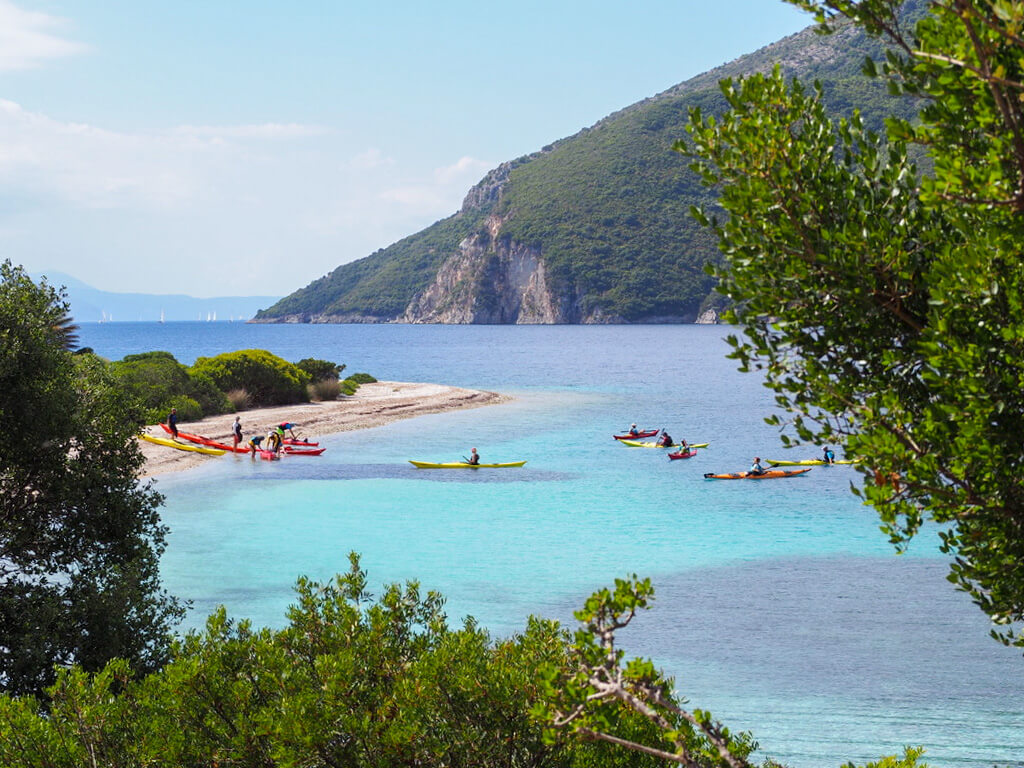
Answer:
[0,261,183,697]
[0,556,675,768]
[680,0,1024,646]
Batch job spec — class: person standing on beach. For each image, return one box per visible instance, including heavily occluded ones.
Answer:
[167,407,179,439]
[232,417,243,449]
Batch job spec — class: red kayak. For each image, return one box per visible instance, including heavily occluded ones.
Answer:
[283,438,319,447]
[668,449,698,460]
[613,429,660,440]
[160,423,249,454]
[258,449,279,461]
[283,447,326,456]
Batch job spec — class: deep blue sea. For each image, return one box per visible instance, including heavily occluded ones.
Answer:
[79,322,1023,768]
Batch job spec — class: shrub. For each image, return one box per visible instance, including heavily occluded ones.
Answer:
[308,379,341,402]
[347,372,377,384]
[224,388,251,411]
[112,351,232,420]
[340,378,359,396]
[163,395,202,423]
[295,358,345,382]
[190,349,311,407]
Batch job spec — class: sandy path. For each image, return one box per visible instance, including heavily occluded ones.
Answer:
[138,381,509,478]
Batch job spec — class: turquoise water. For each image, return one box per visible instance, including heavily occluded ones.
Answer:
[80,323,1024,768]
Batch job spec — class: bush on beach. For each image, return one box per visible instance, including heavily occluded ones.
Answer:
[110,351,232,424]
[308,379,342,401]
[191,349,311,407]
[295,357,345,382]
[224,387,251,411]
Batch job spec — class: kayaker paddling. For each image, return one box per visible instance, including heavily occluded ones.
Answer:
[466,447,480,466]
[748,457,766,476]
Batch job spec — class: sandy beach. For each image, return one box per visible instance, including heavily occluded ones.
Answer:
[138,381,509,478]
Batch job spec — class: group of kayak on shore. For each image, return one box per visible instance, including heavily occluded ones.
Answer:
[166,407,302,457]
[623,422,840,478]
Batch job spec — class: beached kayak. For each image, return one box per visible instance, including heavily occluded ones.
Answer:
[409,460,527,469]
[283,447,326,456]
[703,468,812,480]
[283,438,319,446]
[159,423,249,453]
[141,433,226,456]
[668,449,698,460]
[613,429,660,440]
[766,459,857,466]
[619,440,709,449]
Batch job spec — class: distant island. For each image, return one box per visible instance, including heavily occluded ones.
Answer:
[32,271,280,323]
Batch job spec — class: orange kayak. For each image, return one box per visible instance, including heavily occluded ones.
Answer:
[703,468,812,480]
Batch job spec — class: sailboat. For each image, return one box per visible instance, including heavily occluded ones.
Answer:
[159,309,165,324]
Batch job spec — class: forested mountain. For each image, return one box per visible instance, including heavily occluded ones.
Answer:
[256,8,920,324]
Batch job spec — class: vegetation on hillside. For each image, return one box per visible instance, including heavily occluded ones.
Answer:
[255,211,487,320]
[258,10,917,323]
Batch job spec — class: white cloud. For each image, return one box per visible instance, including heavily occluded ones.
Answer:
[0,98,495,296]
[175,123,329,139]
[0,0,87,71]
[350,147,394,169]
[378,156,492,213]
[434,155,491,184]
[0,99,206,208]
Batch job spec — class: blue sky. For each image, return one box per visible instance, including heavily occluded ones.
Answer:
[1,1,810,297]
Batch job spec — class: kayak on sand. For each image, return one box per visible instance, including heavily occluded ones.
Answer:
[159,423,249,454]
[409,460,527,469]
[141,433,226,456]
[703,468,812,480]
[283,438,319,447]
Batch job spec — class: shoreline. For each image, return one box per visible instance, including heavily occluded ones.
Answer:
[138,381,509,478]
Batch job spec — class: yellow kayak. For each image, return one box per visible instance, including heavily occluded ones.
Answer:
[409,460,527,469]
[141,433,226,456]
[766,459,857,466]
[618,440,709,449]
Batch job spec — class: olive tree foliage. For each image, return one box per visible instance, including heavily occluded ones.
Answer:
[0,261,183,697]
[680,0,1024,646]
[535,577,757,767]
[0,555,672,768]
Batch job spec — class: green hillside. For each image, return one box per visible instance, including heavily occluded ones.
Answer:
[256,8,921,323]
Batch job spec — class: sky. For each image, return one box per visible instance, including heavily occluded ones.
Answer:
[1,1,811,298]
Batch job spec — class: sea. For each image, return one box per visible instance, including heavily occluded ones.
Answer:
[79,322,1023,768]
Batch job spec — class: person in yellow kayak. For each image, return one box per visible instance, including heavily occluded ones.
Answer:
[467,447,480,465]
[822,446,836,464]
[657,430,674,447]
